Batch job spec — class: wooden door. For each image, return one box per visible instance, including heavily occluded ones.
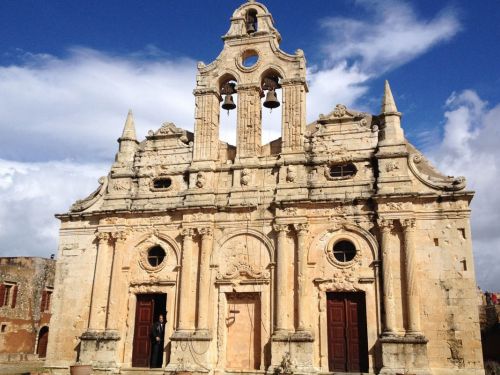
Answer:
[327,292,368,372]
[226,293,261,370]
[132,295,154,367]
[37,326,49,358]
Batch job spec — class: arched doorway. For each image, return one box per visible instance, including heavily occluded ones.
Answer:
[37,326,49,358]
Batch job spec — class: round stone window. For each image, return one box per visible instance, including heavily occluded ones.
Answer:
[332,240,357,262]
[147,246,166,267]
[241,49,259,68]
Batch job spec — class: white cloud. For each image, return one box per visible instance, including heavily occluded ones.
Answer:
[428,90,500,291]
[0,159,106,257]
[306,0,460,121]
[0,48,197,162]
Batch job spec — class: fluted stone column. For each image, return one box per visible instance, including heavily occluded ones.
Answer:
[89,232,113,330]
[281,80,307,154]
[379,219,397,335]
[274,224,290,333]
[107,231,127,330]
[193,89,221,161]
[402,218,421,335]
[196,227,213,333]
[178,228,195,331]
[237,85,262,158]
[294,223,309,331]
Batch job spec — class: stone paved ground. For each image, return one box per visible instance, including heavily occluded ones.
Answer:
[0,361,47,375]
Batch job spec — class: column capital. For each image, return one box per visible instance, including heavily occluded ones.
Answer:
[199,227,214,239]
[273,224,290,233]
[293,223,309,234]
[95,231,111,243]
[181,228,196,238]
[401,218,416,231]
[112,231,128,244]
[378,218,394,233]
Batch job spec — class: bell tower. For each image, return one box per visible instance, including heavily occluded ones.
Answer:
[192,0,308,162]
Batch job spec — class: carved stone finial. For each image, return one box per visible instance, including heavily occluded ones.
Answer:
[381,80,398,114]
[119,109,137,141]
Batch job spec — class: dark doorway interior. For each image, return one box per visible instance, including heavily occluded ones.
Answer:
[37,326,49,358]
[326,292,368,373]
[132,293,167,368]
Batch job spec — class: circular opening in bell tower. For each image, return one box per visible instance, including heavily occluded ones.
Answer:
[242,49,259,68]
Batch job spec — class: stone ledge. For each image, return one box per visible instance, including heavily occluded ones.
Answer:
[170,330,213,341]
[80,329,120,341]
[272,330,315,342]
[379,334,428,344]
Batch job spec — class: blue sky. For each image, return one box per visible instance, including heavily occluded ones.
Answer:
[0,0,499,290]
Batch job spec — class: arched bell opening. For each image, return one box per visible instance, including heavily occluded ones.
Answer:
[219,74,238,146]
[261,69,283,145]
[245,9,258,34]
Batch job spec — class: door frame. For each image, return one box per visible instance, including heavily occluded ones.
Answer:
[326,291,369,373]
[216,283,271,372]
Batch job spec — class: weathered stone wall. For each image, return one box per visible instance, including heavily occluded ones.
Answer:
[0,257,55,356]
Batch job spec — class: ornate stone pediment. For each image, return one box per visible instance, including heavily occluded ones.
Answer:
[318,104,372,127]
[216,261,270,282]
[146,122,191,144]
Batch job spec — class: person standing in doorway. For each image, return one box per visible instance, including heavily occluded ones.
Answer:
[151,314,166,368]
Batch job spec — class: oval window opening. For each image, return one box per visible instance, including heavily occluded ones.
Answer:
[329,163,357,178]
[148,246,166,267]
[333,240,357,262]
[242,50,259,68]
[153,178,172,189]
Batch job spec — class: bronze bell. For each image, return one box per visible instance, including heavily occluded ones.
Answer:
[222,94,236,111]
[263,89,280,109]
[246,22,256,34]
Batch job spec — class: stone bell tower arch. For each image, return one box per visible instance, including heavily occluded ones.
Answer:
[192,0,308,162]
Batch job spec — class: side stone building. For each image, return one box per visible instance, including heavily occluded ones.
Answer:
[0,257,55,361]
[46,2,484,374]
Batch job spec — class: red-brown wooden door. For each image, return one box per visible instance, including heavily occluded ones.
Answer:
[37,326,49,358]
[327,292,368,372]
[132,296,154,367]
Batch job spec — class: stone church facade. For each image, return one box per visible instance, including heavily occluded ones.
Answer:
[46,2,484,374]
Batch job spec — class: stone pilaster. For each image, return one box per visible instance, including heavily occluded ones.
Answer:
[193,89,221,161]
[107,231,128,330]
[237,85,262,158]
[281,80,306,154]
[177,228,196,331]
[294,222,309,331]
[401,218,422,335]
[197,227,213,333]
[89,232,113,330]
[273,224,290,333]
[379,219,397,335]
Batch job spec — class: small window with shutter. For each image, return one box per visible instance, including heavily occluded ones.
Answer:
[41,289,53,313]
[0,283,17,308]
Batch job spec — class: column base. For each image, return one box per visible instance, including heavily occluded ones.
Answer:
[379,335,431,375]
[270,331,316,375]
[79,329,120,369]
[165,330,213,373]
